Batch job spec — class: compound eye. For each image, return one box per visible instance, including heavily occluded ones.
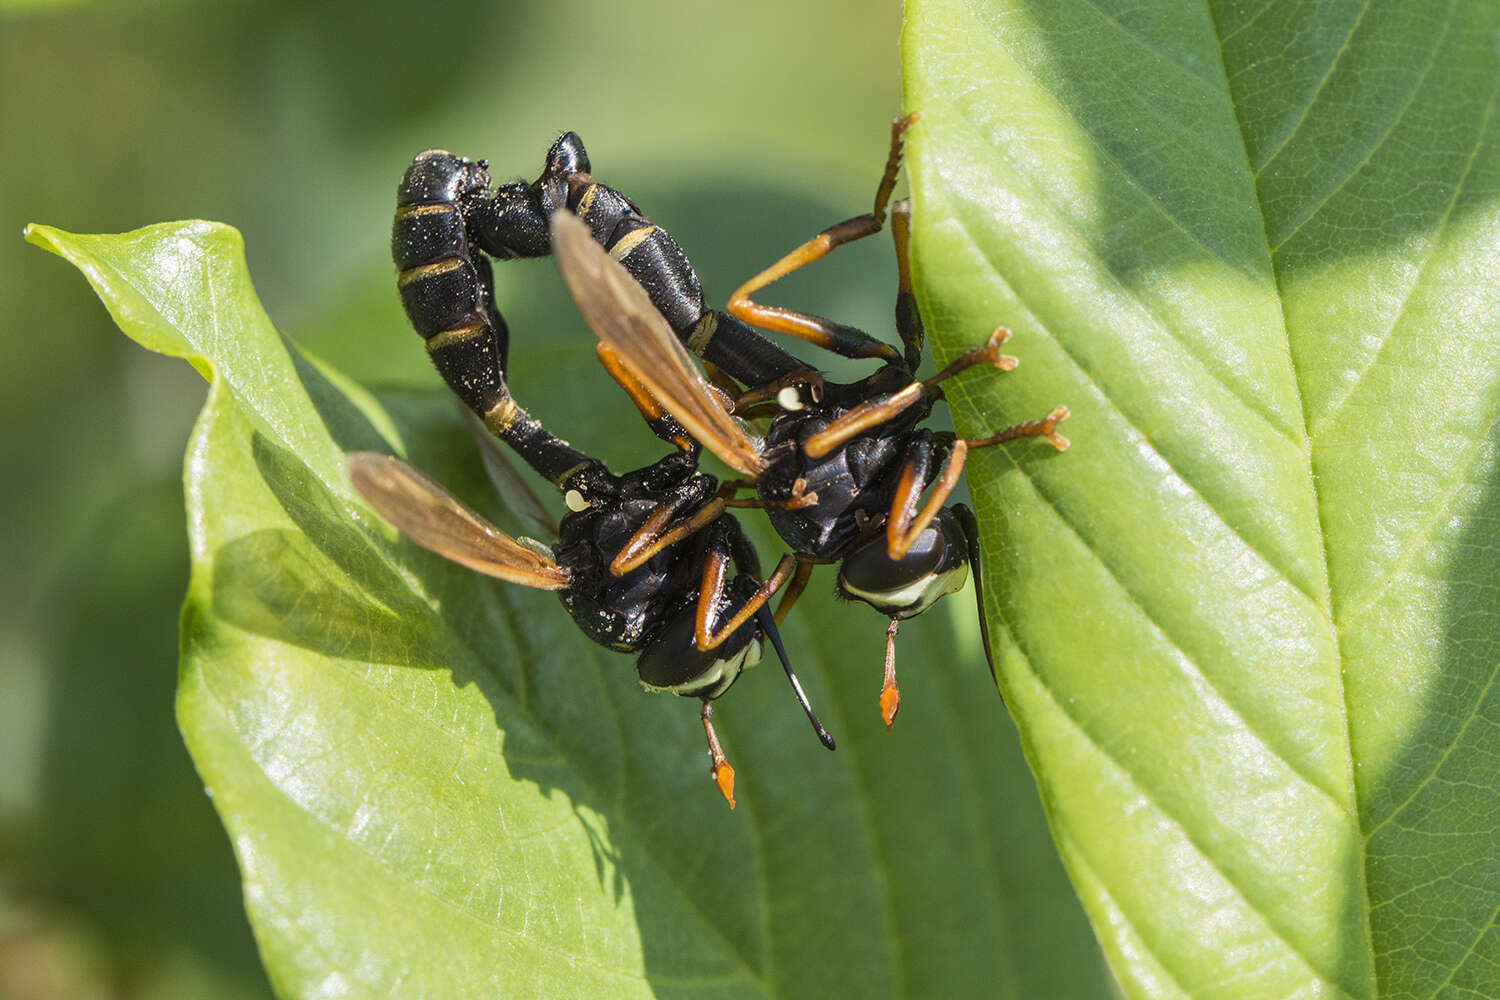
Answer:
[841,525,945,596]
[635,577,766,698]
[635,603,763,699]
[838,516,969,618]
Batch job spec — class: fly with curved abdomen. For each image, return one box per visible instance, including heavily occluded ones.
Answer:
[407,122,1068,731]
[545,115,1070,729]
[359,154,838,807]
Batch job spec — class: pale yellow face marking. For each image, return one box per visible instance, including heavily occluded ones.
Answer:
[564,489,589,512]
[776,386,806,411]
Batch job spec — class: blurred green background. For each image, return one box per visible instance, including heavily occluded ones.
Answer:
[0,1,910,995]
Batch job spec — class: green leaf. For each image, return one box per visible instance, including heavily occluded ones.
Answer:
[26,220,1110,997]
[903,1,1500,997]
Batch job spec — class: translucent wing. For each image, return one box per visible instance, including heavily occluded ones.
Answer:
[347,451,569,590]
[551,210,765,477]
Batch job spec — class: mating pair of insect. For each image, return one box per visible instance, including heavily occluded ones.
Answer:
[349,117,1069,806]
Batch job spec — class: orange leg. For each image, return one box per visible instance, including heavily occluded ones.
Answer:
[609,497,728,577]
[773,559,815,626]
[695,551,798,651]
[885,405,1069,561]
[886,440,968,561]
[880,617,901,729]
[726,115,920,362]
[701,699,735,808]
[804,382,926,459]
[596,342,695,452]
[801,328,1018,460]
[964,405,1071,453]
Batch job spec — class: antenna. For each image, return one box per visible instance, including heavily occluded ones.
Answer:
[757,607,836,751]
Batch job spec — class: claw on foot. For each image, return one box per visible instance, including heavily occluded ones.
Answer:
[983,327,1020,371]
[1041,405,1071,451]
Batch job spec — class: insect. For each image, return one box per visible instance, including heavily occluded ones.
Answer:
[406,121,1069,727]
[457,130,825,399]
[358,152,838,807]
[546,137,1070,729]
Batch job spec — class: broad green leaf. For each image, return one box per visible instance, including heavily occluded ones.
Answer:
[26,220,1110,997]
[904,1,1500,997]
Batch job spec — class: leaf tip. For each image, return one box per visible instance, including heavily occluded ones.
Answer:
[22,222,68,256]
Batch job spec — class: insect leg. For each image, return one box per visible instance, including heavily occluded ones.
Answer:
[885,432,965,561]
[716,477,760,500]
[721,475,822,511]
[884,403,1068,562]
[773,558,815,626]
[880,617,901,729]
[922,327,1020,391]
[595,341,701,453]
[801,327,1024,460]
[963,405,1072,453]
[802,382,927,458]
[609,497,729,577]
[725,115,920,363]
[695,548,798,652]
[890,199,926,372]
[700,699,736,808]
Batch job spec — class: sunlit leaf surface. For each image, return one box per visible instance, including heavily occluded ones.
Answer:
[904,1,1500,997]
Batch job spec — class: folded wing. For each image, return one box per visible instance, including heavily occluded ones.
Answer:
[551,210,765,478]
[347,451,570,590]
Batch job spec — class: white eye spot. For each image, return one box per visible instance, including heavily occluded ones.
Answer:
[564,489,589,512]
[777,386,805,411]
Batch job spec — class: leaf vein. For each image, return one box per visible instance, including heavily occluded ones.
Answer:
[981,568,1361,998]
[1249,0,1373,178]
[192,644,674,991]
[1305,74,1498,439]
[964,5,1302,445]
[1425,899,1500,1000]
[981,434,1353,816]
[1268,1,1459,253]
[1364,648,1500,842]
[1204,0,1376,988]
[945,197,1325,614]
[1338,407,1500,627]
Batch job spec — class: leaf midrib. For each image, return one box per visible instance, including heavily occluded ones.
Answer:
[1201,0,1376,995]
